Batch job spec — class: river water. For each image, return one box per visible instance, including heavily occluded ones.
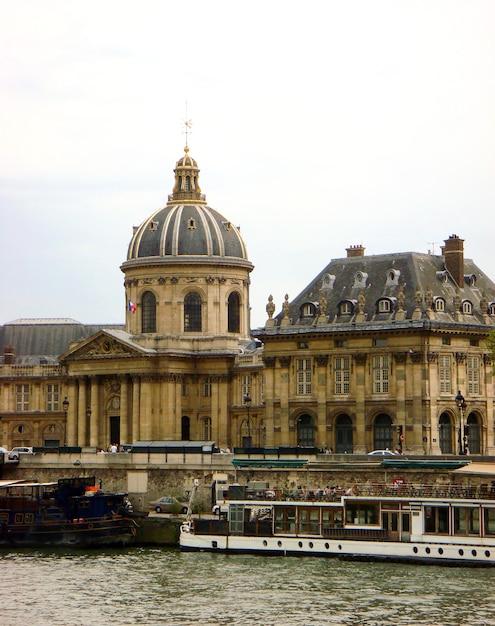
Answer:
[1,546,494,626]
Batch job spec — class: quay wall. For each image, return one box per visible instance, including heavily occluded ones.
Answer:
[2,452,494,514]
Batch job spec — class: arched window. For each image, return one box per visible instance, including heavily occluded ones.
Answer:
[141,291,156,333]
[373,414,393,450]
[467,414,480,454]
[296,414,315,447]
[339,301,353,315]
[377,299,391,313]
[202,417,212,440]
[181,416,190,440]
[301,303,316,317]
[228,292,240,333]
[462,300,473,314]
[335,414,353,453]
[439,413,453,454]
[184,292,202,331]
[435,298,445,312]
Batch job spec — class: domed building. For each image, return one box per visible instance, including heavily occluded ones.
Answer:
[55,148,263,449]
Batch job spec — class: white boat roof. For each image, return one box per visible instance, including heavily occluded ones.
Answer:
[451,462,495,477]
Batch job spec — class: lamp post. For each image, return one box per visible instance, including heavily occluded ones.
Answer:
[62,396,69,447]
[455,390,467,455]
[243,395,252,449]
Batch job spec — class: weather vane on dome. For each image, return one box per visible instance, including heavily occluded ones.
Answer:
[182,101,192,149]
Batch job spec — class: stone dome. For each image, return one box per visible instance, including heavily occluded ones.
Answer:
[125,148,250,266]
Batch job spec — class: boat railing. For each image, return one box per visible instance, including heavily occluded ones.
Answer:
[241,483,495,502]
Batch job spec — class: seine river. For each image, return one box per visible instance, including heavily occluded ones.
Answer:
[2,546,495,626]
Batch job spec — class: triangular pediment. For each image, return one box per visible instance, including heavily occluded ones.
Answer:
[60,329,154,360]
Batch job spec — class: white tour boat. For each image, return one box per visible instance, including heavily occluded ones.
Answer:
[180,482,495,566]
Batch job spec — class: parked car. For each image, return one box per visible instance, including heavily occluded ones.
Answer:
[367,449,397,456]
[8,446,34,460]
[0,446,9,455]
[149,496,188,514]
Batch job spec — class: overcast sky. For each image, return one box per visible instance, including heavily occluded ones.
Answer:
[1,0,494,330]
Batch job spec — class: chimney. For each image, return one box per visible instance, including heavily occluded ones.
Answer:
[346,244,365,258]
[442,234,464,287]
[4,344,14,364]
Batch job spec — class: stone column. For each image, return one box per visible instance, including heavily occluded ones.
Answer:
[66,379,77,446]
[262,357,276,447]
[120,375,129,444]
[89,376,99,447]
[131,375,140,442]
[315,355,329,449]
[279,356,291,446]
[77,377,87,446]
[353,353,367,454]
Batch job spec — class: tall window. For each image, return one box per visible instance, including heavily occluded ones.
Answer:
[16,384,29,411]
[334,357,350,394]
[228,292,240,332]
[184,292,202,332]
[439,355,451,393]
[141,291,157,333]
[296,359,312,395]
[203,378,212,397]
[439,413,452,454]
[373,355,389,393]
[373,414,393,450]
[297,414,315,447]
[46,384,59,411]
[202,417,212,440]
[241,375,251,402]
[467,356,480,394]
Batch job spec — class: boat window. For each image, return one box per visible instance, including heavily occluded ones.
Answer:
[322,508,343,530]
[274,506,296,533]
[298,508,320,535]
[424,506,449,534]
[345,503,379,525]
[454,507,480,536]
[229,504,245,535]
[484,509,495,536]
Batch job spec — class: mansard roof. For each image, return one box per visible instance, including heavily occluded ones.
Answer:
[256,247,495,335]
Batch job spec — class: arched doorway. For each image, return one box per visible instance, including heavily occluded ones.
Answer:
[297,414,315,447]
[335,414,353,453]
[467,413,481,454]
[373,414,393,451]
[438,412,453,454]
[181,416,190,440]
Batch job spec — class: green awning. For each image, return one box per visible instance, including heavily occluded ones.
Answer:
[232,458,308,468]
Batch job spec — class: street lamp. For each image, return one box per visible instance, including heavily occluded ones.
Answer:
[243,395,252,449]
[455,390,467,455]
[62,396,69,447]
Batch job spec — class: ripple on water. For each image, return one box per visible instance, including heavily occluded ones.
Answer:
[1,548,495,625]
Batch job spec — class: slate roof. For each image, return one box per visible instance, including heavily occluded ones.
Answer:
[259,250,495,332]
[0,319,125,362]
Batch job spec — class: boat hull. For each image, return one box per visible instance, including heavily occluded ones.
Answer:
[180,530,495,567]
[0,517,137,548]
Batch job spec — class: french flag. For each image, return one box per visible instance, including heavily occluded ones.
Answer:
[128,301,136,314]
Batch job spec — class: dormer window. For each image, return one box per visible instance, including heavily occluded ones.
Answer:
[321,273,336,289]
[301,303,316,317]
[353,272,368,288]
[338,300,354,315]
[377,298,392,313]
[464,274,476,287]
[434,297,445,312]
[462,300,473,314]
[149,220,158,232]
[489,302,495,316]
[385,269,400,286]
[187,218,196,230]
[436,271,449,284]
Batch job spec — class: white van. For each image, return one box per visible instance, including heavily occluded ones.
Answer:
[8,446,34,460]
